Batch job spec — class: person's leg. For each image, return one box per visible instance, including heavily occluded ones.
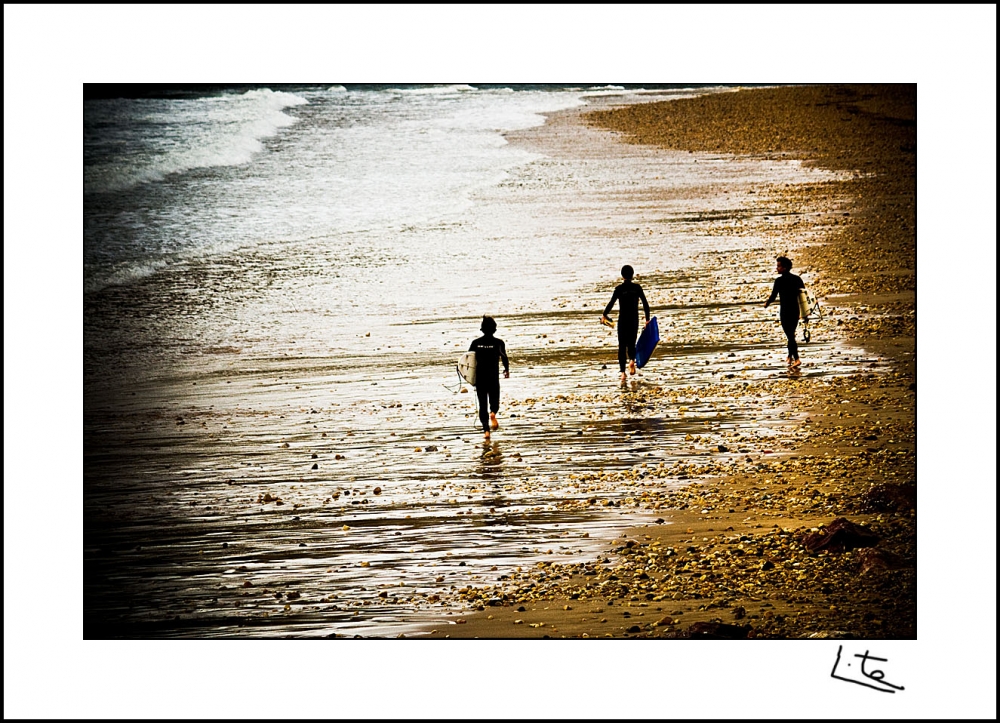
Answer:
[781,315,799,362]
[619,324,637,377]
[476,385,490,433]
[488,385,500,430]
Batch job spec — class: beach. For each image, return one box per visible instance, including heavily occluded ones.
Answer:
[439,84,917,639]
[80,84,916,640]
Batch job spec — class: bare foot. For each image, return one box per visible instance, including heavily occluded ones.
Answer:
[484,430,491,440]
[489,413,499,431]
[786,357,793,366]
[619,372,627,382]
[629,360,637,376]
[791,358,802,367]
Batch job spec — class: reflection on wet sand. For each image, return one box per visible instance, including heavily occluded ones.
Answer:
[477,441,504,481]
[84,302,883,638]
[83,99,884,639]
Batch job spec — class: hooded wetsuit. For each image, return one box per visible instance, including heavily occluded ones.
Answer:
[604,280,650,372]
[767,271,805,360]
[469,333,509,432]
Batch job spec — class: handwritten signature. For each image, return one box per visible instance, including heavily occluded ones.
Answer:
[831,645,905,693]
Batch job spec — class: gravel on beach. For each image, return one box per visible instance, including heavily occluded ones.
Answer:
[436,84,916,640]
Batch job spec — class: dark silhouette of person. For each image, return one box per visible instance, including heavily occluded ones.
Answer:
[602,265,650,381]
[765,256,805,367]
[468,316,509,439]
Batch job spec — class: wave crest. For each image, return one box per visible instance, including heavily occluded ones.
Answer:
[85,88,308,194]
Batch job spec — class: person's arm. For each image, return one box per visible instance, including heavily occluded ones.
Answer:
[638,286,651,323]
[765,278,779,307]
[499,340,510,378]
[603,287,619,320]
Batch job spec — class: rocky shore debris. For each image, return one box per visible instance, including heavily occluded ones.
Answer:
[439,85,915,640]
[799,517,879,553]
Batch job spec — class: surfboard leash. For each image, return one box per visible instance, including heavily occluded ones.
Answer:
[442,366,481,429]
[442,365,465,393]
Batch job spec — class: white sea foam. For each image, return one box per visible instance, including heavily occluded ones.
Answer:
[84,85,743,296]
[84,257,173,293]
[84,88,308,194]
[387,84,478,95]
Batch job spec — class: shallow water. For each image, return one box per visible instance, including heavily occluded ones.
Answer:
[84,93,879,638]
[84,301,879,638]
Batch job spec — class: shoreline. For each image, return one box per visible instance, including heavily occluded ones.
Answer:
[434,84,916,639]
[80,85,917,641]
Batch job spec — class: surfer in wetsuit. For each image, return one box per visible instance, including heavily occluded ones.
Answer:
[469,316,509,440]
[764,256,805,367]
[602,265,650,382]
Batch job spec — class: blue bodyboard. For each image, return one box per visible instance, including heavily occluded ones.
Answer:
[635,316,660,369]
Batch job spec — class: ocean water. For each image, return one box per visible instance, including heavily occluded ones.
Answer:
[84,84,738,378]
[83,84,874,638]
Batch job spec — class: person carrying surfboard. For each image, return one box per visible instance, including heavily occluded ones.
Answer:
[764,255,805,367]
[602,265,650,382]
[468,316,509,440]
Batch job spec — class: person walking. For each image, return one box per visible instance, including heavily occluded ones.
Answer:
[602,265,650,382]
[764,255,805,367]
[468,316,509,440]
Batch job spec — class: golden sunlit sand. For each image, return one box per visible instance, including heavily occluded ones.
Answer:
[438,84,916,639]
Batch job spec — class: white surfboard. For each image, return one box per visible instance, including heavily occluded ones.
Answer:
[798,287,820,320]
[797,288,811,319]
[457,351,477,385]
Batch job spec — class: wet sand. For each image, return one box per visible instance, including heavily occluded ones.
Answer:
[439,84,916,639]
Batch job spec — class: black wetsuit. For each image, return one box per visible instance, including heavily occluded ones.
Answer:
[604,280,650,373]
[469,333,509,432]
[767,271,805,360]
